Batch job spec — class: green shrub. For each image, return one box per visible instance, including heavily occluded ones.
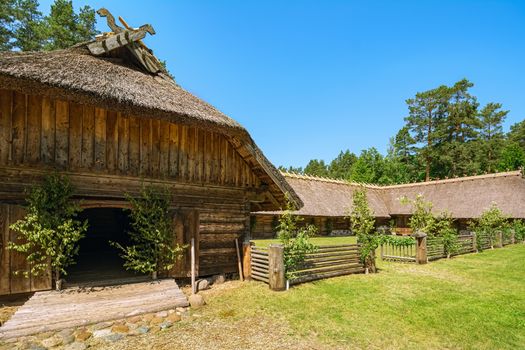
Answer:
[469,203,508,250]
[8,174,87,288]
[348,188,378,272]
[512,220,525,242]
[113,183,186,278]
[277,193,317,280]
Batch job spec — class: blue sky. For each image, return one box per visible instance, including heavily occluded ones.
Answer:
[39,0,525,168]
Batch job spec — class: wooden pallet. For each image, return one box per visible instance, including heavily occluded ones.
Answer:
[0,278,189,340]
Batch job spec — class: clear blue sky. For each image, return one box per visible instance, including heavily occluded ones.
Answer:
[39,0,525,169]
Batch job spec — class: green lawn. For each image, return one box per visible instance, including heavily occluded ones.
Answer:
[206,244,525,349]
[251,235,357,248]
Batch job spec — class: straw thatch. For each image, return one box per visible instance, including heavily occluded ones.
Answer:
[255,170,525,219]
[0,43,301,209]
[255,172,391,218]
[383,170,525,219]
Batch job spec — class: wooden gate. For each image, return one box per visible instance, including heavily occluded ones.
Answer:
[0,204,52,296]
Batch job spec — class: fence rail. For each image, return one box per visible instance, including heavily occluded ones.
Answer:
[380,242,416,262]
[248,243,364,289]
[290,244,364,285]
[250,246,269,284]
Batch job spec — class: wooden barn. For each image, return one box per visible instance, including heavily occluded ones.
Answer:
[0,15,301,296]
[252,170,525,238]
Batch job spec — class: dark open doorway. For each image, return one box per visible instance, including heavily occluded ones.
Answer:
[67,207,146,285]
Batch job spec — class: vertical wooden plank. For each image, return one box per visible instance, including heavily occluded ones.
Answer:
[128,116,140,176]
[0,90,13,165]
[0,204,10,295]
[106,111,118,173]
[81,105,95,169]
[117,114,129,173]
[187,127,195,182]
[11,92,26,164]
[41,97,55,164]
[140,118,151,176]
[55,100,69,168]
[168,123,179,179]
[9,205,31,294]
[204,131,212,183]
[94,108,106,170]
[159,120,170,177]
[187,210,200,277]
[197,129,205,182]
[179,125,187,181]
[26,95,42,163]
[68,103,83,169]
[220,136,227,185]
[150,119,160,177]
[213,133,220,184]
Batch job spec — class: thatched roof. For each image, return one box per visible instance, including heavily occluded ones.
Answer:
[254,170,525,219]
[254,173,391,218]
[0,18,301,210]
[383,171,525,219]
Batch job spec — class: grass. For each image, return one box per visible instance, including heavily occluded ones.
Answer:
[251,235,357,248]
[200,243,525,349]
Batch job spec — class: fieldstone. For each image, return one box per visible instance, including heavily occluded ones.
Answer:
[127,316,142,323]
[155,311,168,318]
[134,326,150,335]
[111,324,129,333]
[92,321,113,330]
[168,309,175,314]
[159,321,173,330]
[175,307,186,312]
[64,342,87,350]
[92,328,112,338]
[74,330,92,342]
[26,343,47,350]
[60,334,75,345]
[188,294,206,308]
[41,335,62,348]
[213,274,226,284]
[142,313,154,322]
[150,317,164,325]
[37,331,55,340]
[149,326,161,334]
[196,279,209,291]
[58,329,74,338]
[127,323,138,330]
[166,313,181,322]
[104,333,124,342]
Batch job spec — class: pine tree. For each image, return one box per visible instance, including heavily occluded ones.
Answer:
[304,159,329,177]
[477,103,508,172]
[0,0,15,51]
[405,84,449,181]
[12,0,44,51]
[508,120,525,151]
[43,0,97,50]
[328,150,357,180]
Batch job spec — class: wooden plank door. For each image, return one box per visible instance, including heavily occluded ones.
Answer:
[170,209,199,278]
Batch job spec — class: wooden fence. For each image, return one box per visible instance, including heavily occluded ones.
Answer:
[247,243,364,290]
[380,242,416,262]
[249,246,269,284]
[290,244,364,285]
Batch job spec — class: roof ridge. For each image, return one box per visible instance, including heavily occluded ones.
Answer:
[280,171,382,188]
[280,169,523,189]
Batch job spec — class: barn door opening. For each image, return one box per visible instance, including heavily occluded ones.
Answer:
[66,207,146,285]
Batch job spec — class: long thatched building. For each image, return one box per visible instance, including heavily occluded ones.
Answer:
[0,11,301,296]
[251,170,525,238]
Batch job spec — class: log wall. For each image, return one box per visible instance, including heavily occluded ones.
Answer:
[0,89,264,294]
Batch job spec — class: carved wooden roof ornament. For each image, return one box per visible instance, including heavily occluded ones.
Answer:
[88,8,166,75]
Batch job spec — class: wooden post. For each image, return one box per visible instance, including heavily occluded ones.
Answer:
[511,230,516,244]
[242,242,252,280]
[191,237,196,295]
[268,244,286,291]
[413,232,427,264]
[380,243,384,260]
[471,232,478,253]
[497,231,503,248]
[235,238,244,281]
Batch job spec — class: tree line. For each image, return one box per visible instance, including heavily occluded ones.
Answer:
[280,79,525,184]
[0,0,97,52]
